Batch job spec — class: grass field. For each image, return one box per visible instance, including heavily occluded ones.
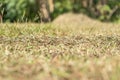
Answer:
[0,23,120,80]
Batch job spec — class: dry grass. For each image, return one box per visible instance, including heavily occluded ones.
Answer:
[0,22,120,80]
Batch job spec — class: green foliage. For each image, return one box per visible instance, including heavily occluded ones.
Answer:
[52,0,73,19]
[1,0,38,22]
[98,5,111,20]
[0,0,120,22]
[107,0,120,21]
[0,0,4,14]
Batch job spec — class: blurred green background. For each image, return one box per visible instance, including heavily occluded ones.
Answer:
[0,0,120,22]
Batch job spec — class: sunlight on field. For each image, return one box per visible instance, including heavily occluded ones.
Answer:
[0,23,120,80]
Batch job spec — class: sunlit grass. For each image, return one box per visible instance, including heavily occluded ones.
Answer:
[0,23,120,80]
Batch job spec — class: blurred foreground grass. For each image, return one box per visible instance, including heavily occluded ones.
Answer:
[0,23,120,80]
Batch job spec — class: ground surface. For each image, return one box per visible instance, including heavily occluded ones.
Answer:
[0,14,120,80]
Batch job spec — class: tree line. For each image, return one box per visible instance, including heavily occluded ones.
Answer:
[0,0,120,23]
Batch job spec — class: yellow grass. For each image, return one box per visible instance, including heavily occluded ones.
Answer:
[0,22,120,80]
